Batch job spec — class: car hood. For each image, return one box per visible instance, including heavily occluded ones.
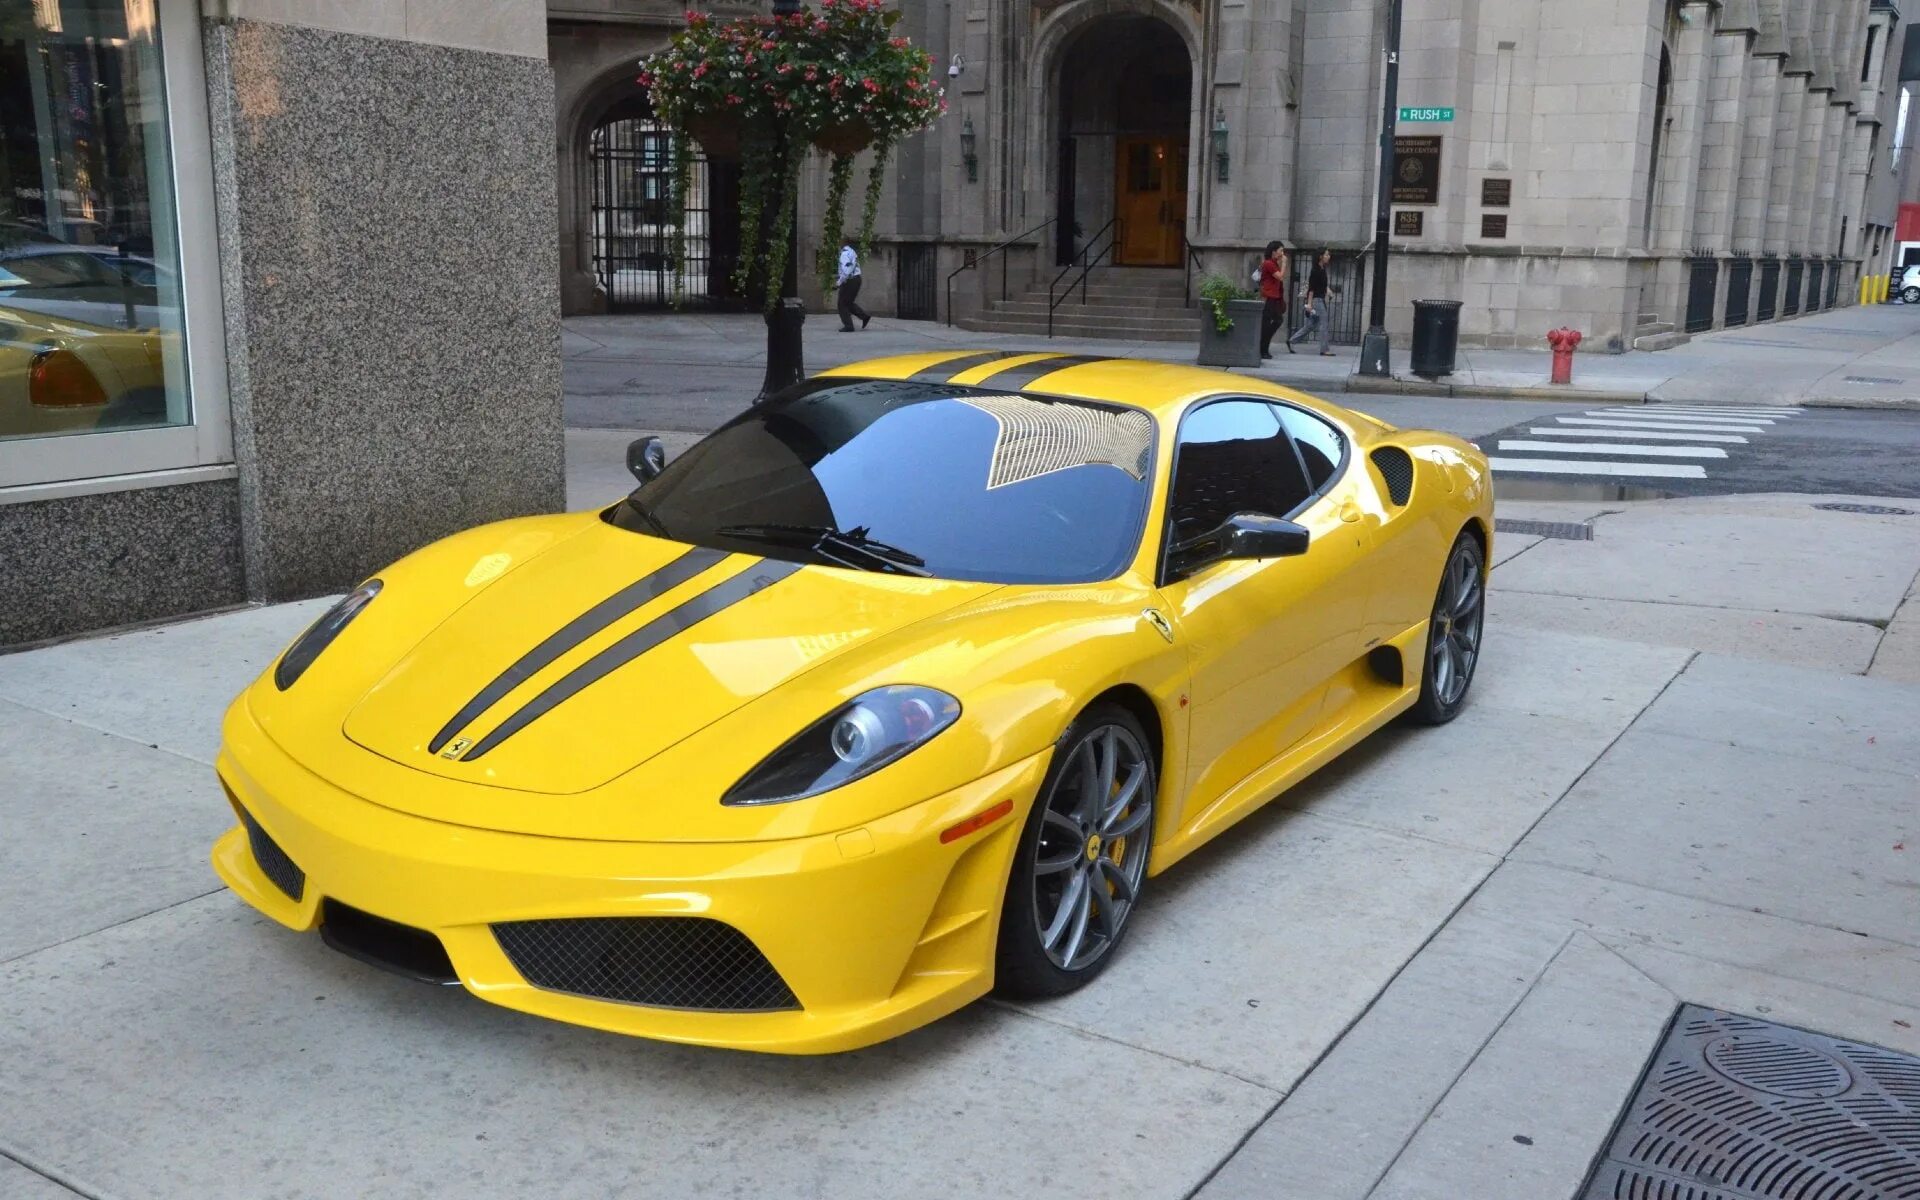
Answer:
[341,522,1000,798]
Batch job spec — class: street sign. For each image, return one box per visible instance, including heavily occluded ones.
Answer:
[1399,106,1454,122]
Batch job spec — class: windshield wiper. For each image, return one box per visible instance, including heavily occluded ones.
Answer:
[717,523,930,576]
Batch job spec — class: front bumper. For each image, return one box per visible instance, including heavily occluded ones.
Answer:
[211,698,1044,1054]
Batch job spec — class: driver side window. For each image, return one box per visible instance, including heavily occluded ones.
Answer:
[1166,400,1314,545]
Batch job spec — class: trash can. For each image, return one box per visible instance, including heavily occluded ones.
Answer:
[1410,299,1463,378]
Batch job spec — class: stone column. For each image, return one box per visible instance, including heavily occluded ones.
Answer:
[1731,53,1780,252]
[1694,21,1753,252]
[1764,75,1804,251]
[1655,2,1717,253]
[1811,100,1848,256]
[205,6,564,600]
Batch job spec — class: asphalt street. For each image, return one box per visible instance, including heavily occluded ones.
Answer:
[565,346,1920,503]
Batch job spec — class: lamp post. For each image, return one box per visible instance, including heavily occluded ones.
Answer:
[757,0,807,401]
[1357,0,1404,378]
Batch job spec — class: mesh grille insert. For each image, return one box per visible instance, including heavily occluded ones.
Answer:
[1371,447,1414,505]
[237,806,305,902]
[492,917,800,1012]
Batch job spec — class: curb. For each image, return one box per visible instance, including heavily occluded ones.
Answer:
[1798,395,1920,412]
[1322,372,1650,403]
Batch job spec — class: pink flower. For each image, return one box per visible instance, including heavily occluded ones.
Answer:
[692,62,708,77]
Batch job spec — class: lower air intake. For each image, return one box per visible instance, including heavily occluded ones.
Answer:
[492,917,800,1012]
[238,807,305,902]
[1371,447,1415,505]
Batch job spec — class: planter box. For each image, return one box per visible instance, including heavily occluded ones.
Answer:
[1196,299,1265,368]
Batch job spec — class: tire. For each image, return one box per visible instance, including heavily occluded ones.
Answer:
[994,702,1156,1000]
[1407,531,1486,726]
[1903,286,1919,305]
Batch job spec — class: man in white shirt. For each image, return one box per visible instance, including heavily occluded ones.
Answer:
[836,239,871,332]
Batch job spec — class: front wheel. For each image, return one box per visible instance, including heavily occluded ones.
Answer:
[994,703,1155,1000]
[1407,531,1486,726]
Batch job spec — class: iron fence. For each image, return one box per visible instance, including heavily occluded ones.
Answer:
[895,243,938,320]
[1783,257,1804,317]
[1725,258,1752,327]
[1684,258,1717,333]
[1826,258,1842,309]
[1757,258,1780,321]
[1806,261,1824,313]
[590,116,741,311]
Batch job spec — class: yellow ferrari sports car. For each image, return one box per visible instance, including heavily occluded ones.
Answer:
[212,351,1492,1054]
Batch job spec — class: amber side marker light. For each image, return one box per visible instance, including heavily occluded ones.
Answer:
[29,349,109,409]
[940,798,1014,845]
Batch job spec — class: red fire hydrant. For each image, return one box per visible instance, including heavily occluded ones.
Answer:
[1548,327,1583,385]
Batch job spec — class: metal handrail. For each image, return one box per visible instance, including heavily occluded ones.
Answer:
[1183,242,1204,307]
[1046,217,1119,337]
[944,217,1058,326]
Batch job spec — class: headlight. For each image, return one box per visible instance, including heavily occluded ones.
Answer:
[723,685,961,806]
[273,579,382,691]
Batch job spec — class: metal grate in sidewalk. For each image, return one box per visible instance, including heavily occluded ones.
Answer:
[1579,1004,1920,1200]
[1494,518,1594,541]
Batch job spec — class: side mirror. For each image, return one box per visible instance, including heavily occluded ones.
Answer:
[1168,512,1310,579]
[627,436,668,484]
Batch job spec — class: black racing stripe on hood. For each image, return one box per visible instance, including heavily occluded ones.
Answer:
[459,559,806,763]
[906,351,1035,383]
[427,546,728,755]
[970,354,1120,390]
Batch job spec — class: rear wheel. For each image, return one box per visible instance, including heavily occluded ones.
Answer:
[1903,286,1919,305]
[1408,531,1485,726]
[994,703,1155,999]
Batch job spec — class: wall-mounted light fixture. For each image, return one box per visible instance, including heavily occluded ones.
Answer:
[1212,109,1230,183]
[960,115,979,183]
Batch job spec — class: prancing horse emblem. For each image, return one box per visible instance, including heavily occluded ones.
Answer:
[1142,609,1174,643]
[439,738,473,760]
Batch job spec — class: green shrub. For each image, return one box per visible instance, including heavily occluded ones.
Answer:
[1198,273,1256,334]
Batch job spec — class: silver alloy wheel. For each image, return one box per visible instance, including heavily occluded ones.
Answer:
[1031,725,1152,972]
[1428,542,1485,708]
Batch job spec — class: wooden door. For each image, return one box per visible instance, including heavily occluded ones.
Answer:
[1115,137,1187,266]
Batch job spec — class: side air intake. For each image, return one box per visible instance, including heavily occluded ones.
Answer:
[1371,447,1414,506]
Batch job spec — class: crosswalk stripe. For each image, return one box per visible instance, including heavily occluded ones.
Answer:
[1583,410,1774,425]
[1498,440,1727,459]
[1648,406,1802,415]
[1556,417,1774,434]
[1488,457,1708,479]
[1526,427,1749,443]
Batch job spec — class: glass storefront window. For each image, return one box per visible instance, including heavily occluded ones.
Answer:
[0,0,190,444]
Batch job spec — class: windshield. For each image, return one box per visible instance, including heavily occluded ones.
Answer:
[608,380,1157,584]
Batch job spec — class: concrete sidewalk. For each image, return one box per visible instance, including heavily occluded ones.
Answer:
[2,471,1918,1196]
[564,300,1920,409]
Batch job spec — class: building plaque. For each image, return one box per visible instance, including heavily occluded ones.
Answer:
[1392,136,1442,205]
[1395,210,1425,237]
[1480,213,1508,238]
[1481,177,1512,207]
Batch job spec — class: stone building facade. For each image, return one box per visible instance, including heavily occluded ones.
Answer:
[552,0,1901,351]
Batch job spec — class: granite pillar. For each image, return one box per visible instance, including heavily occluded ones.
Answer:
[203,18,565,601]
[1731,54,1779,252]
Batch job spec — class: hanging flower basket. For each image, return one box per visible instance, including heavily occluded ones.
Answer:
[813,120,875,157]
[639,2,945,309]
[682,112,745,159]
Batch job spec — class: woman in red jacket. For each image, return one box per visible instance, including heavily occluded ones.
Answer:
[1258,240,1290,358]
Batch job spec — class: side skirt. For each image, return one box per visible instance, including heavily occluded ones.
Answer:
[1148,619,1431,875]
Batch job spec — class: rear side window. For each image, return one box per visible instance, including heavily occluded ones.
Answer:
[1166,400,1314,543]
[1275,405,1346,491]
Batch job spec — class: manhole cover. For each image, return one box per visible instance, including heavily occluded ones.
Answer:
[1844,375,1905,386]
[1580,1005,1920,1200]
[1494,518,1593,541]
[1815,503,1917,516]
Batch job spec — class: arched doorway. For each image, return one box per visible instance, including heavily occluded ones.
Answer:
[586,94,743,310]
[1055,15,1192,267]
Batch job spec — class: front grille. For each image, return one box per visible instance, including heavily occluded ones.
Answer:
[492,917,800,1012]
[320,900,458,985]
[1371,447,1415,505]
[237,807,305,901]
